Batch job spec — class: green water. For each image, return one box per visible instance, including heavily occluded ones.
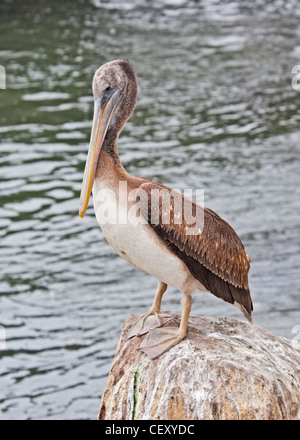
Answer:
[0,0,299,419]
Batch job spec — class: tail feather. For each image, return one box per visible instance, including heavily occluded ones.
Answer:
[169,244,253,321]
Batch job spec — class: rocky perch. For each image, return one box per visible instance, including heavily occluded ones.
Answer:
[98,314,300,420]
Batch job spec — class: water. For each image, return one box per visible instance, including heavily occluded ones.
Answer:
[0,0,299,420]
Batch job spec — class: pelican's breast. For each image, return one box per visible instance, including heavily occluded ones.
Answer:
[92,180,198,294]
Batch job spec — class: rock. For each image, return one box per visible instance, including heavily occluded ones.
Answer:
[98,314,300,420]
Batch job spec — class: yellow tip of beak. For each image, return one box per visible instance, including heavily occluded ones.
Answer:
[79,210,85,219]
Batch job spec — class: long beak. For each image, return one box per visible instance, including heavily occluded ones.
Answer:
[79,89,121,218]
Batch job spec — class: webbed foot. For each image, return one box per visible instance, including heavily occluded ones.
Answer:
[127,310,174,339]
[138,327,186,359]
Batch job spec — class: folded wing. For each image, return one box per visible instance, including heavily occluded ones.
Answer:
[139,181,253,320]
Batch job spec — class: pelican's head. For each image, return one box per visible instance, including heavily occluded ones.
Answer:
[79,59,137,218]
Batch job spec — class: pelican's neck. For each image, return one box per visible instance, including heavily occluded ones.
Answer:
[102,127,122,166]
[95,129,128,184]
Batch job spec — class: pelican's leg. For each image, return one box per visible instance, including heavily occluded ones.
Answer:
[138,294,192,359]
[127,282,173,339]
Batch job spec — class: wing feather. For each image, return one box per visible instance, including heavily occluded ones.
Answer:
[139,181,253,317]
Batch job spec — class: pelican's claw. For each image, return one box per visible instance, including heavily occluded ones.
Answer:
[138,327,186,359]
[127,311,174,339]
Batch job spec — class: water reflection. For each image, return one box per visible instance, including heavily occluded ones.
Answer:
[0,0,299,420]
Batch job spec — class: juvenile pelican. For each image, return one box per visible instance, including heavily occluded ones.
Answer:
[79,59,253,359]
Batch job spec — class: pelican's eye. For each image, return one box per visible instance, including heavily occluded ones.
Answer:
[99,87,113,108]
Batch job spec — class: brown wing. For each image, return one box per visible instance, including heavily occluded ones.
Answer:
[139,181,253,318]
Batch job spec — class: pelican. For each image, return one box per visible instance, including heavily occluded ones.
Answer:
[79,59,253,359]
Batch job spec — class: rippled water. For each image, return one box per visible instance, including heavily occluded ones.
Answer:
[1,0,300,419]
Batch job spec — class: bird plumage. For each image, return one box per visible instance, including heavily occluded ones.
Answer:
[79,59,253,359]
[138,181,253,320]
